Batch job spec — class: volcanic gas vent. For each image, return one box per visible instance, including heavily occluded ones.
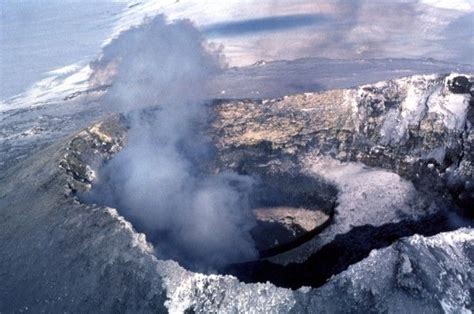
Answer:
[73,115,338,273]
[82,149,338,271]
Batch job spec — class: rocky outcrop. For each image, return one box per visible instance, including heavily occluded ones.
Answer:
[293,228,474,313]
[213,73,473,216]
[59,115,128,194]
[448,75,473,94]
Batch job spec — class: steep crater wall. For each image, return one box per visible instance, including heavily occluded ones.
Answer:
[62,73,473,290]
[213,74,473,217]
[65,113,339,270]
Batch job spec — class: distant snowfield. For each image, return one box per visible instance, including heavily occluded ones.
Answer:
[0,1,126,101]
[1,0,473,110]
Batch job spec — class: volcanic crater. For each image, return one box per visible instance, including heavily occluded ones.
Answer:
[63,73,473,290]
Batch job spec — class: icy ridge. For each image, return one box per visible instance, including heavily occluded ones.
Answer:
[368,74,471,146]
[293,228,474,313]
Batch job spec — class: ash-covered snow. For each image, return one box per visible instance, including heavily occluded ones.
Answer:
[0,96,107,175]
[268,156,435,265]
[428,73,472,130]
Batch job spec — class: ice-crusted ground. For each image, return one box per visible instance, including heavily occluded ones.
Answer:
[373,73,471,146]
[292,228,474,313]
[160,228,474,313]
[267,156,434,265]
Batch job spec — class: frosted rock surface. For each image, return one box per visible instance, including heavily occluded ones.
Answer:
[293,228,474,313]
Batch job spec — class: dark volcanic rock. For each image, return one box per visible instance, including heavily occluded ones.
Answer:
[448,75,472,94]
[60,115,128,194]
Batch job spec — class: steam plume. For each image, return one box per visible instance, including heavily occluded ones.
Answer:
[86,15,257,270]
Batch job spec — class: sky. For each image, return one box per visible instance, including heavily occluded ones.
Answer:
[0,0,473,100]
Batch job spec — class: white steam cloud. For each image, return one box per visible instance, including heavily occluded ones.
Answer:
[86,15,258,270]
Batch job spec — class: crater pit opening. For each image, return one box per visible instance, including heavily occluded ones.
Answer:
[81,153,338,270]
[247,172,336,258]
[72,116,470,290]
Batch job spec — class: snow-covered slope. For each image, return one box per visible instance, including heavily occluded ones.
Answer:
[2,0,474,111]
[1,73,472,312]
[0,1,125,101]
[292,228,474,313]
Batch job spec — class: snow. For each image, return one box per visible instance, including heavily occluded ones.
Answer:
[408,226,474,248]
[1,66,94,111]
[427,74,471,130]
[364,73,472,145]
[47,63,83,76]
[105,206,155,255]
[269,155,431,265]
[308,156,423,227]
[421,0,474,12]
[0,1,125,101]
[300,228,474,313]
[400,75,437,123]
[161,268,296,313]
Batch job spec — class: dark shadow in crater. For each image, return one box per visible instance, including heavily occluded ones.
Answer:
[247,172,337,257]
[250,172,336,213]
[80,139,339,271]
[76,123,472,290]
[223,211,470,289]
[76,111,472,289]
